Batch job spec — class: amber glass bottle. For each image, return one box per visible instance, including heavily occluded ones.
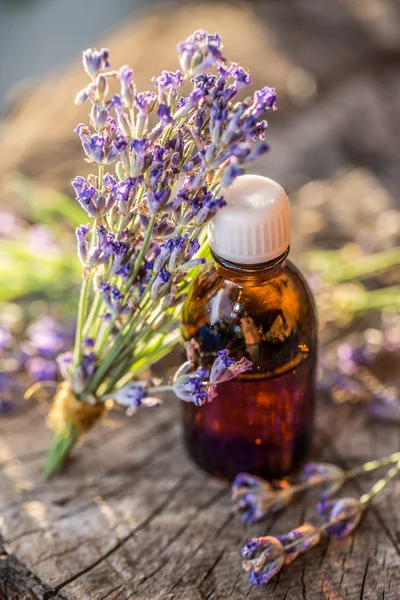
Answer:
[181,175,317,480]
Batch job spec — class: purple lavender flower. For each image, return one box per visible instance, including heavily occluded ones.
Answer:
[72,176,115,219]
[195,191,226,225]
[209,350,252,384]
[153,239,174,273]
[318,497,363,539]
[250,87,277,116]
[91,104,108,131]
[218,62,251,89]
[147,189,171,214]
[76,224,90,265]
[88,226,114,266]
[167,235,188,271]
[178,30,225,76]
[75,126,121,166]
[27,317,71,359]
[150,268,171,300]
[153,70,184,104]
[172,373,209,406]
[26,357,58,382]
[112,382,162,415]
[119,65,135,107]
[220,161,245,188]
[241,536,285,586]
[232,473,294,524]
[174,87,205,119]
[301,462,346,500]
[82,48,110,78]
[135,91,157,116]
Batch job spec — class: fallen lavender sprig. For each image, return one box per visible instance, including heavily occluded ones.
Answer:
[232,451,400,523]
[44,30,272,477]
[241,460,400,585]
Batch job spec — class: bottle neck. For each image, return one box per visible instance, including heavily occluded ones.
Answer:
[211,247,290,283]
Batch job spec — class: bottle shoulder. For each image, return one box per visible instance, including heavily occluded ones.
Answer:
[183,259,315,319]
[181,258,317,372]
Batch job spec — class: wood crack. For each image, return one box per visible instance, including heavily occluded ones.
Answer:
[53,472,191,593]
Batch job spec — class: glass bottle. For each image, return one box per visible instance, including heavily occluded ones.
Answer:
[181,175,317,480]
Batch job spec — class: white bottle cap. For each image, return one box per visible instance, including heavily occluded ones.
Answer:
[208,174,290,265]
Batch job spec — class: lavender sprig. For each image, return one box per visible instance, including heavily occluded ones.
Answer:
[241,460,400,586]
[232,452,400,524]
[44,30,272,477]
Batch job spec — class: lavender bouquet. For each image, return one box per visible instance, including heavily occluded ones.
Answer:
[44,31,276,477]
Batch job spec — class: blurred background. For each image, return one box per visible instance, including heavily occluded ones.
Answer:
[1,0,400,412]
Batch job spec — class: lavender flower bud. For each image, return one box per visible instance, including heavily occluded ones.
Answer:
[150,268,171,300]
[167,235,187,271]
[232,473,294,524]
[195,192,226,225]
[75,86,90,105]
[209,350,252,385]
[250,87,277,117]
[26,357,57,382]
[178,30,224,77]
[301,462,346,500]
[82,48,110,79]
[172,373,209,406]
[319,497,363,540]
[112,94,132,137]
[153,70,184,104]
[91,105,108,131]
[147,189,170,214]
[136,91,157,116]
[153,217,175,239]
[220,161,245,188]
[241,536,285,586]
[119,65,135,108]
[153,240,174,273]
[112,382,161,416]
[162,292,187,310]
[76,224,90,264]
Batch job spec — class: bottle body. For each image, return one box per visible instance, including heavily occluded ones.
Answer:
[181,254,317,480]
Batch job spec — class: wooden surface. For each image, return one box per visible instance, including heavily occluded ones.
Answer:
[1,392,400,600]
[1,0,400,598]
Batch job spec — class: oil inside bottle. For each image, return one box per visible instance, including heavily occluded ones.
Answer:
[182,355,315,480]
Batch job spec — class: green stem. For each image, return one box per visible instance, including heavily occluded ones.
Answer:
[127,214,157,288]
[360,460,400,506]
[346,452,400,479]
[73,273,91,368]
[44,421,80,480]
[83,290,102,339]
[98,164,104,190]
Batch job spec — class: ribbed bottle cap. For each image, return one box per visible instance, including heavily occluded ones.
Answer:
[208,175,290,265]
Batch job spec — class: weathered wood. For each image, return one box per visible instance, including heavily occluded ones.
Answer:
[1,391,400,599]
